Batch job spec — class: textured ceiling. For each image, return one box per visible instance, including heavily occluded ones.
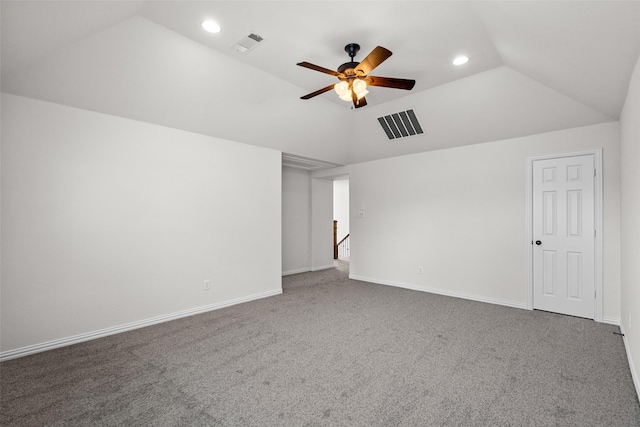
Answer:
[2,1,640,164]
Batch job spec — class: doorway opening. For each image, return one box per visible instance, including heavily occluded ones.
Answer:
[333,178,350,265]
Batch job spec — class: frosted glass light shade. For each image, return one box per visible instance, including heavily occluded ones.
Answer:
[334,81,349,96]
[355,89,369,100]
[352,79,367,95]
[339,91,353,101]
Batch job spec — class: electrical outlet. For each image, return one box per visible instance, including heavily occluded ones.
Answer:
[418,266,424,274]
[204,280,210,291]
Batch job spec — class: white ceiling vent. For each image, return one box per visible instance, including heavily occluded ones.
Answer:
[233,33,265,53]
[377,109,424,140]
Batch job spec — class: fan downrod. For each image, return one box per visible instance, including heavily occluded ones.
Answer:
[344,43,360,59]
[338,43,361,74]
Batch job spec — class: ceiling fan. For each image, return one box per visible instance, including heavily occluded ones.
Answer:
[297,43,416,109]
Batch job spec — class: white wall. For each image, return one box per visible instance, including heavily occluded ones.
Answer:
[282,167,311,275]
[1,94,282,356]
[333,179,350,241]
[349,122,621,319]
[281,168,337,275]
[620,54,640,396]
[311,177,334,271]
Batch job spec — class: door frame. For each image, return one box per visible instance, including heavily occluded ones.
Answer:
[525,149,603,322]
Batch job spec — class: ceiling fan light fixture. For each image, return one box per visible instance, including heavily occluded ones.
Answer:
[298,44,416,108]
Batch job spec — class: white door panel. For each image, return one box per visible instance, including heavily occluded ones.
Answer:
[532,155,595,319]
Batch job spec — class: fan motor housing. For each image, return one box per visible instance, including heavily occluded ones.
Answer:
[337,61,359,75]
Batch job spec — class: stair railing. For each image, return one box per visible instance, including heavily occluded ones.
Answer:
[337,234,350,259]
[334,220,350,259]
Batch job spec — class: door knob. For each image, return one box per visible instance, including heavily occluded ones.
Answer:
[535,240,542,245]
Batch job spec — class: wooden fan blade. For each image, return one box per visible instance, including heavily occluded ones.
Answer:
[354,96,367,108]
[365,76,416,90]
[301,84,336,100]
[351,90,367,108]
[354,46,392,75]
[297,61,344,77]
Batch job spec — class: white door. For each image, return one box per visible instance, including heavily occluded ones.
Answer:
[532,154,595,319]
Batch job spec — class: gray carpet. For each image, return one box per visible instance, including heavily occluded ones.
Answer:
[1,259,639,426]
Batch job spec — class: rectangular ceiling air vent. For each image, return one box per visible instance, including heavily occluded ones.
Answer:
[377,109,423,140]
[233,33,265,53]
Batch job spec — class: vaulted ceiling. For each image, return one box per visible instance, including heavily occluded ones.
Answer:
[2,1,640,164]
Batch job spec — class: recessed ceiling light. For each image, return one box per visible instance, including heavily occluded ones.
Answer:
[453,55,469,66]
[202,20,221,34]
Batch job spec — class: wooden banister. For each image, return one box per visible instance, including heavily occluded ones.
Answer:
[333,220,338,259]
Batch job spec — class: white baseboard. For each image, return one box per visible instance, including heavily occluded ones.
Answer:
[348,274,528,310]
[282,268,311,276]
[602,316,621,326]
[0,288,282,362]
[620,323,640,400]
[311,264,334,272]
[283,264,334,275]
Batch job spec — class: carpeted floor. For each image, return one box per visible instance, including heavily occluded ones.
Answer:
[1,259,639,426]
